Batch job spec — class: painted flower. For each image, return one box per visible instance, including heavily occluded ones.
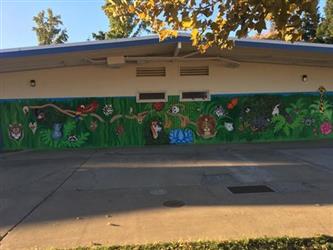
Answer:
[303,117,315,127]
[224,122,234,132]
[215,105,225,118]
[169,129,194,144]
[320,122,332,135]
[103,104,113,116]
[153,102,165,111]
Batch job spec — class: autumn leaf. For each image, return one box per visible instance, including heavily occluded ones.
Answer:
[181,18,193,29]
[128,5,135,14]
[159,29,178,41]
[104,0,318,52]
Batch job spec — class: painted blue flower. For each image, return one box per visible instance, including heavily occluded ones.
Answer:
[169,129,194,144]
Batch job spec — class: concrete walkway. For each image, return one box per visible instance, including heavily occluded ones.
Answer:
[0,141,333,249]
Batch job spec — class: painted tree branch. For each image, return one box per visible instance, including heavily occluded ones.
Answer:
[23,104,105,122]
[25,104,75,117]
[167,112,197,127]
[124,111,149,124]
[66,110,105,122]
[110,114,123,123]
[89,113,105,122]
[109,111,150,124]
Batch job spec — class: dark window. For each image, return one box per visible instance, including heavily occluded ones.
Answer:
[181,91,209,100]
[138,92,166,101]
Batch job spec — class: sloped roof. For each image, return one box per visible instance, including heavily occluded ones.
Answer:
[1,34,333,73]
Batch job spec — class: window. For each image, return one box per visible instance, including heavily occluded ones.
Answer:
[136,92,167,103]
[181,91,210,102]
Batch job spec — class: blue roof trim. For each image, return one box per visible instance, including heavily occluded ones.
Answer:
[0,91,330,103]
[234,40,333,53]
[1,34,333,59]
[0,36,191,59]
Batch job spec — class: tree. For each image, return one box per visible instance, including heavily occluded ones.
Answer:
[301,8,320,42]
[252,24,280,40]
[105,0,318,52]
[33,8,68,45]
[92,1,149,40]
[317,0,333,43]
[92,31,108,40]
[254,2,319,42]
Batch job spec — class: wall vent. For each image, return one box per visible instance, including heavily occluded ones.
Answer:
[180,66,209,76]
[136,67,166,77]
[181,91,210,102]
[137,92,167,103]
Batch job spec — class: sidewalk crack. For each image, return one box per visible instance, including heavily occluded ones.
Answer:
[0,150,96,243]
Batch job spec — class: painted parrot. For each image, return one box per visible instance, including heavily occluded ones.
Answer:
[76,101,99,114]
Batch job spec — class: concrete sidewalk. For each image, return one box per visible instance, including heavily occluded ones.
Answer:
[0,142,333,249]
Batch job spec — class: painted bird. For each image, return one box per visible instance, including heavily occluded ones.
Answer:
[272,104,280,116]
[76,101,99,114]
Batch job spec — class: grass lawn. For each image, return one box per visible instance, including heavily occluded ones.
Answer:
[69,236,333,250]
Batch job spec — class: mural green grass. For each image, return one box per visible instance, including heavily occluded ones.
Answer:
[1,89,333,150]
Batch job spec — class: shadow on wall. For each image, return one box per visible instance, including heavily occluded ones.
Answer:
[0,86,333,150]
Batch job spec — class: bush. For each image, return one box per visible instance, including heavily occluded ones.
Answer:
[70,235,333,250]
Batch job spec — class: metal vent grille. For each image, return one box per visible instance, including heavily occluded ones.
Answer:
[136,67,166,77]
[180,66,209,76]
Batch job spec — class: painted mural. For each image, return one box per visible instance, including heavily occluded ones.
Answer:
[1,87,333,150]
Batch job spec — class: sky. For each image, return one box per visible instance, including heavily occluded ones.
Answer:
[0,0,328,49]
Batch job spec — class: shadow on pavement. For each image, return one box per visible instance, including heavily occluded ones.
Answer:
[1,142,333,236]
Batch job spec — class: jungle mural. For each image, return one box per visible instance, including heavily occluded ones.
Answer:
[0,86,333,150]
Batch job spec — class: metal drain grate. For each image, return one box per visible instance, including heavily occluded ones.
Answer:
[227,185,275,194]
[163,200,185,208]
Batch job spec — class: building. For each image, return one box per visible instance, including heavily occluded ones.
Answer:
[1,34,333,150]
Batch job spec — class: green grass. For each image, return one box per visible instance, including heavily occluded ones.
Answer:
[66,236,333,250]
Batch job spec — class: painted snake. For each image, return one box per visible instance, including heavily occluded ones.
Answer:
[318,86,327,114]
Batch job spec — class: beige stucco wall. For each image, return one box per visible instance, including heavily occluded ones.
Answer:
[0,61,332,99]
